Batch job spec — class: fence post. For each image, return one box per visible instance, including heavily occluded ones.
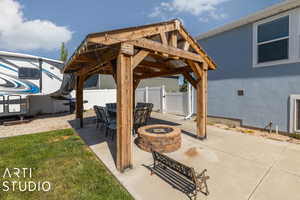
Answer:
[145,87,149,103]
[187,83,192,116]
[191,86,195,114]
[161,85,166,113]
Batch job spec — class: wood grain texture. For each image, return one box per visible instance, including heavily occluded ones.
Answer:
[116,53,133,172]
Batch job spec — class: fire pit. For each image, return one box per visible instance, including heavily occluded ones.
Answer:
[136,124,181,153]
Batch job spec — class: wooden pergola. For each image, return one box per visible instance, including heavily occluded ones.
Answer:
[63,19,216,172]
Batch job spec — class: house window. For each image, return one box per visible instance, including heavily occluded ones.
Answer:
[289,95,300,133]
[257,16,290,64]
[84,74,99,89]
[18,68,40,79]
[237,90,244,96]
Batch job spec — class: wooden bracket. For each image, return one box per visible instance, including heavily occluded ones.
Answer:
[132,50,149,69]
[183,71,197,88]
[186,60,203,79]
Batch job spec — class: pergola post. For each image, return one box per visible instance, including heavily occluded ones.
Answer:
[196,69,208,139]
[76,75,84,128]
[116,53,133,172]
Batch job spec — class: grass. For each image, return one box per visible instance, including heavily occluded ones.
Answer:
[0,129,133,200]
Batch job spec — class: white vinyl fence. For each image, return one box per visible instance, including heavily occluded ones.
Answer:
[136,87,164,112]
[71,89,117,110]
[78,84,195,117]
[136,85,194,116]
[165,93,189,115]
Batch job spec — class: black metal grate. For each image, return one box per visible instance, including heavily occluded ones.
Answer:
[146,127,174,134]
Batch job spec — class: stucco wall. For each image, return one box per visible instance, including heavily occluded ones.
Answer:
[199,24,300,132]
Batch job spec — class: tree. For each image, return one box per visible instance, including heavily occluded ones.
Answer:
[179,75,188,92]
[60,42,68,62]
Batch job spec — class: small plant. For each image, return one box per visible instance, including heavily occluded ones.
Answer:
[229,124,236,128]
[241,129,255,134]
[289,133,300,140]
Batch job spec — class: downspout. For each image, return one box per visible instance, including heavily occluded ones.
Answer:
[184,83,193,120]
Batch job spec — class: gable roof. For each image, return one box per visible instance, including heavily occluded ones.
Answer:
[196,0,300,40]
[64,19,216,73]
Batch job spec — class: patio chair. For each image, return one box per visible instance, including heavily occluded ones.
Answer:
[93,106,116,140]
[144,103,153,125]
[106,103,117,109]
[106,103,117,119]
[136,102,153,125]
[94,105,102,129]
[133,107,148,136]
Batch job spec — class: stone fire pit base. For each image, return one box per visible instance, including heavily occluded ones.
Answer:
[136,124,181,153]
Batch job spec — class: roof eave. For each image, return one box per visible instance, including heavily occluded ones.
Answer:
[196,0,300,41]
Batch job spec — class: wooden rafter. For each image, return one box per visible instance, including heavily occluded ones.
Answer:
[139,60,174,71]
[88,20,180,45]
[136,66,192,79]
[177,28,216,70]
[76,48,119,75]
[134,66,157,74]
[126,38,204,63]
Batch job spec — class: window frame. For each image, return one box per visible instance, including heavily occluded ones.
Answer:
[18,67,41,80]
[253,10,300,68]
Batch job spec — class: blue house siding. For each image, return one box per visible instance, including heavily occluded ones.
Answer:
[198,24,300,132]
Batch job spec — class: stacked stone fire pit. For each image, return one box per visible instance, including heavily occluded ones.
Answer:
[136,124,181,153]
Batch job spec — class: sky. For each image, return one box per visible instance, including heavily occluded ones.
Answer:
[0,0,284,60]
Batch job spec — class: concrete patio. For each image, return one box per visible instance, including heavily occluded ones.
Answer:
[76,112,300,200]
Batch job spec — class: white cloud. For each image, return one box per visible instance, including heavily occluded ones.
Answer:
[149,0,229,21]
[0,0,72,51]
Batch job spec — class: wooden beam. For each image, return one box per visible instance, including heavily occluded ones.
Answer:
[196,69,207,139]
[178,28,216,70]
[75,47,119,75]
[182,71,197,88]
[183,41,190,51]
[75,75,85,128]
[140,60,174,71]
[132,50,149,69]
[134,66,157,74]
[116,53,133,172]
[160,32,168,45]
[111,61,117,84]
[86,65,112,76]
[169,31,177,48]
[127,38,204,63]
[136,66,192,80]
[87,21,179,45]
[65,45,119,73]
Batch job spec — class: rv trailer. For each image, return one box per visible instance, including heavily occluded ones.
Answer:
[0,51,72,118]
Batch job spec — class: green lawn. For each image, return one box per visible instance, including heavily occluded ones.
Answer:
[0,129,133,200]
